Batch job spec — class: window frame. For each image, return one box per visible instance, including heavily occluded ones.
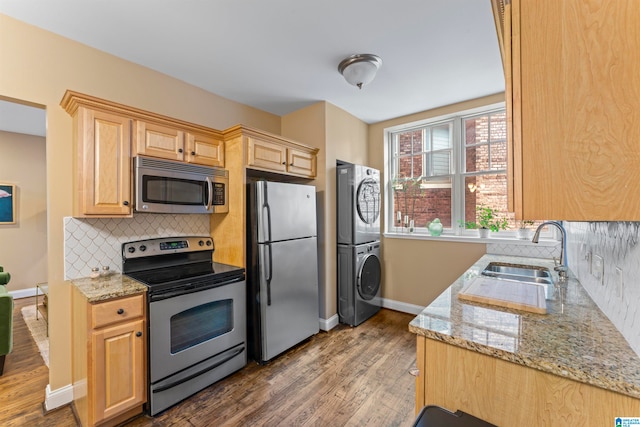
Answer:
[385,102,534,239]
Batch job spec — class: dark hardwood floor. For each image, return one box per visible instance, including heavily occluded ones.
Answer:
[1,297,418,426]
[0,296,76,427]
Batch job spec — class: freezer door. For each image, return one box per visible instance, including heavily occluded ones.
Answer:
[256,181,317,243]
[258,237,319,362]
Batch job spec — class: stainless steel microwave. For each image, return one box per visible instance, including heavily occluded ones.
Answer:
[134,155,229,214]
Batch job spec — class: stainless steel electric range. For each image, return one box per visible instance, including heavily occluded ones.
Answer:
[122,236,246,416]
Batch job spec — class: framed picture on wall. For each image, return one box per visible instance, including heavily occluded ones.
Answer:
[0,183,16,224]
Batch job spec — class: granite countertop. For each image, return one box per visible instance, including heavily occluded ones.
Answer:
[70,273,146,303]
[409,253,640,400]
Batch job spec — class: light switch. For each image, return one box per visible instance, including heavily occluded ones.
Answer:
[615,267,624,299]
[593,254,604,285]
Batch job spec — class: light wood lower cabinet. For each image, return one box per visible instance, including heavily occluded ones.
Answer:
[72,290,147,427]
[416,336,640,425]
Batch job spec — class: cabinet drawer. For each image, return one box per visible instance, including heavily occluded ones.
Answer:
[92,294,145,329]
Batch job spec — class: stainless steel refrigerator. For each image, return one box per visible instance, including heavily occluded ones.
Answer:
[247,180,319,363]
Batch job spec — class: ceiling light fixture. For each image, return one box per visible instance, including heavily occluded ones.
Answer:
[338,54,382,89]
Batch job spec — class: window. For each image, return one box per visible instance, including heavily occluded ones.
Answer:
[387,103,532,236]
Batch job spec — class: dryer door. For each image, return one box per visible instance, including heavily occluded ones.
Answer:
[356,178,381,225]
[357,253,381,300]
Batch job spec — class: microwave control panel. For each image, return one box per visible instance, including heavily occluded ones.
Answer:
[212,183,226,206]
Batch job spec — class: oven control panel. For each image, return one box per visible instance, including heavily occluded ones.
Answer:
[160,240,189,251]
[122,236,214,259]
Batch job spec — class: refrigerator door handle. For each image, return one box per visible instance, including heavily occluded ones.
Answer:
[264,243,273,306]
[262,203,272,242]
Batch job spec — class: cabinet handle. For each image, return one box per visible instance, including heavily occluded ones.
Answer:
[178,148,183,153]
[123,201,129,206]
[117,308,124,315]
[136,331,142,337]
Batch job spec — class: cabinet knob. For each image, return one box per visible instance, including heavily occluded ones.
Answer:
[123,201,129,206]
[191,151,196,155]
[136,331,142,337]
[178,148,183,153]
[282,162,286,165]
[117,308,124,315]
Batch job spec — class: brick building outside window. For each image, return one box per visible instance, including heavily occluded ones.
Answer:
[387,104,528,236]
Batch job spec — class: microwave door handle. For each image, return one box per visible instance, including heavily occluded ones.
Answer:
[205,176,213,211]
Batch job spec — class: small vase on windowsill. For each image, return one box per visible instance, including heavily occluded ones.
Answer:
[478,228,490,238]
[428,218,443,236]
[516,228,532,240]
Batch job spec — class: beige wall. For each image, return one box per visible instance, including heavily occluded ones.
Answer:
[282,102,368,320]
[0,130,48,291]
[368,94,504,308]
[0,11,508,399]
[0,14,280,393]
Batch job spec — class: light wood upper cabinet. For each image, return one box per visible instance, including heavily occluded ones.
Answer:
[500,0,640,220]
[72,290,147,427]
[212,125,319,269]
[135,120,224,167]
[234,127,318,178]
[247,137,287,173]
[73,107,133,217]
[287,147,317,178]
[187,131,224,167]
[61,92,226,215]
[135,121,184,162]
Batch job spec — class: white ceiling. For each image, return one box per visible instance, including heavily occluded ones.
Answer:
[0,0,504,125]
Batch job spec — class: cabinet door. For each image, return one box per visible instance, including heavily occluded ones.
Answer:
[79,108,132,216]
[287,148,317,178]
[186,132,224,167]
[509,0,640,220]
[247,137,287,173]
[92,319,146,424]
[135,120,185,161]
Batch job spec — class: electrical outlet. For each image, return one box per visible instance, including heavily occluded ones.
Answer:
[593,254,604,285]
[615,267,624,299]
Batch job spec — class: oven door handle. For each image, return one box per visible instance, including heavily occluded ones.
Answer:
[149,277,244,302]
[152,345,245,393]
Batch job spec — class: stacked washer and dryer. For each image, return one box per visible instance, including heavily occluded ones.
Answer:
[337,163,382,326]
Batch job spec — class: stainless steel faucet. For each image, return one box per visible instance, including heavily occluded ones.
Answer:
[532,220,568,281]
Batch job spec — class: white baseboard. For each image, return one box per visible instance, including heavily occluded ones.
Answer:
[319,314,339,331]
[320,299,424,332]
[45,383,74,411]
[8,287,37,299]
[381,298,425,315]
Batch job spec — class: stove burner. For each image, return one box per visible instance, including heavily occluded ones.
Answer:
[121,236,245,298]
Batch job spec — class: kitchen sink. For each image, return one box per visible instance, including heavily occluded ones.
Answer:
[481,262,554,285]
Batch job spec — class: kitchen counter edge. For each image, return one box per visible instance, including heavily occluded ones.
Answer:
[70,274,147,303]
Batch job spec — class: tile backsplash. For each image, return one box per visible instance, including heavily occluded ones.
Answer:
[64,214,210,280]
[487,242,561,259]
[565,222,640,356]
